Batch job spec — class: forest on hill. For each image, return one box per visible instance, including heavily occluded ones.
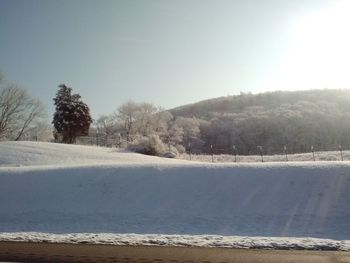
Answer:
[169,89,350,155]
[93,89,350,156]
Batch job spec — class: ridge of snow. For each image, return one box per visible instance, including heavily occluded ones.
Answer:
[0,232,349,251]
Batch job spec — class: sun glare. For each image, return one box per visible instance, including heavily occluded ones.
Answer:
[268,0,350,90]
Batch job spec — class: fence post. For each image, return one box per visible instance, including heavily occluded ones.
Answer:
[117,133,121,148]
[188,142,192,160]
[339,144,344,161]
[232,145,237,162]
[257,146,263,162]
[211,144,214,163]
[311,145,315,161]
[284,145,288,162]
[96,130,99,146]
[168,135,171,153]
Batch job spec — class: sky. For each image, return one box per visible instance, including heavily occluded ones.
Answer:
[1,0,349,118]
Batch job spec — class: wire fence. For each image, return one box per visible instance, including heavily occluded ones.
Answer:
[179,150,348,163]
[74,134,349,163]
[76,134,125,148]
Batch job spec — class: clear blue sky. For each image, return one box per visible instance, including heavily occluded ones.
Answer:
[2,0,348,118]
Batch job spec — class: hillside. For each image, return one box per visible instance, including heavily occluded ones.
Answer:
[0,142,350,250]
[168,89,350,155]
[170,89,350,119]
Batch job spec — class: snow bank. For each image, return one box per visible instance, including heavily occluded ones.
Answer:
[1,141,350,249]
[1,232,349,251]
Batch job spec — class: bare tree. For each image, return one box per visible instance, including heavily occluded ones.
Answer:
[0,85,45,140]
[14,99,45,141]
[0,85,28,138]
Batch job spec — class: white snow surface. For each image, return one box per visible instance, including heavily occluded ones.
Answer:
[0,232,349,251]
[0,141,190,167]
[1,141,350,250]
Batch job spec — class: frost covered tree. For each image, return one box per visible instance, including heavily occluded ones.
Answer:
[96,114,118,137]
[117,101,140,142]
[161,120,183,152]
[20,121,53,141]
[175,117,202,151]
[112,101,187,155]
[116,102,171,142]
[52,84,92,143]
[134,103,159,136]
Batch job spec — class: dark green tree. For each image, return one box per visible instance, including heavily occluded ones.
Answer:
[52,84,92,143]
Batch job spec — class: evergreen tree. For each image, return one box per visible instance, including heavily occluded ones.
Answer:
[52,84,92,143]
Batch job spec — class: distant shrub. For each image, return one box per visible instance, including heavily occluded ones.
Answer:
[163,152,177,158]
[175,144,185,154]
[128,135,166,156]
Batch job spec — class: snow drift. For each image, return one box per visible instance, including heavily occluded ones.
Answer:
[0,142,350,242]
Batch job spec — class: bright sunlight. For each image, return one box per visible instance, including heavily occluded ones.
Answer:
[269,0,350,90]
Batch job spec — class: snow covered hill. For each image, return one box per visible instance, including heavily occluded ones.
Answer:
[0,141,189,167]
[0,141,350,249]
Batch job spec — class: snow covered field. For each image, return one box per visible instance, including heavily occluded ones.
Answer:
[0,141,350,250]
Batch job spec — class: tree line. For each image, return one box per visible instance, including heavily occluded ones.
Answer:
[3,72,350,158]
[93,90,350,156]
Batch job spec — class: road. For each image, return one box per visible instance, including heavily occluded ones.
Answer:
[0,241,349,263]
